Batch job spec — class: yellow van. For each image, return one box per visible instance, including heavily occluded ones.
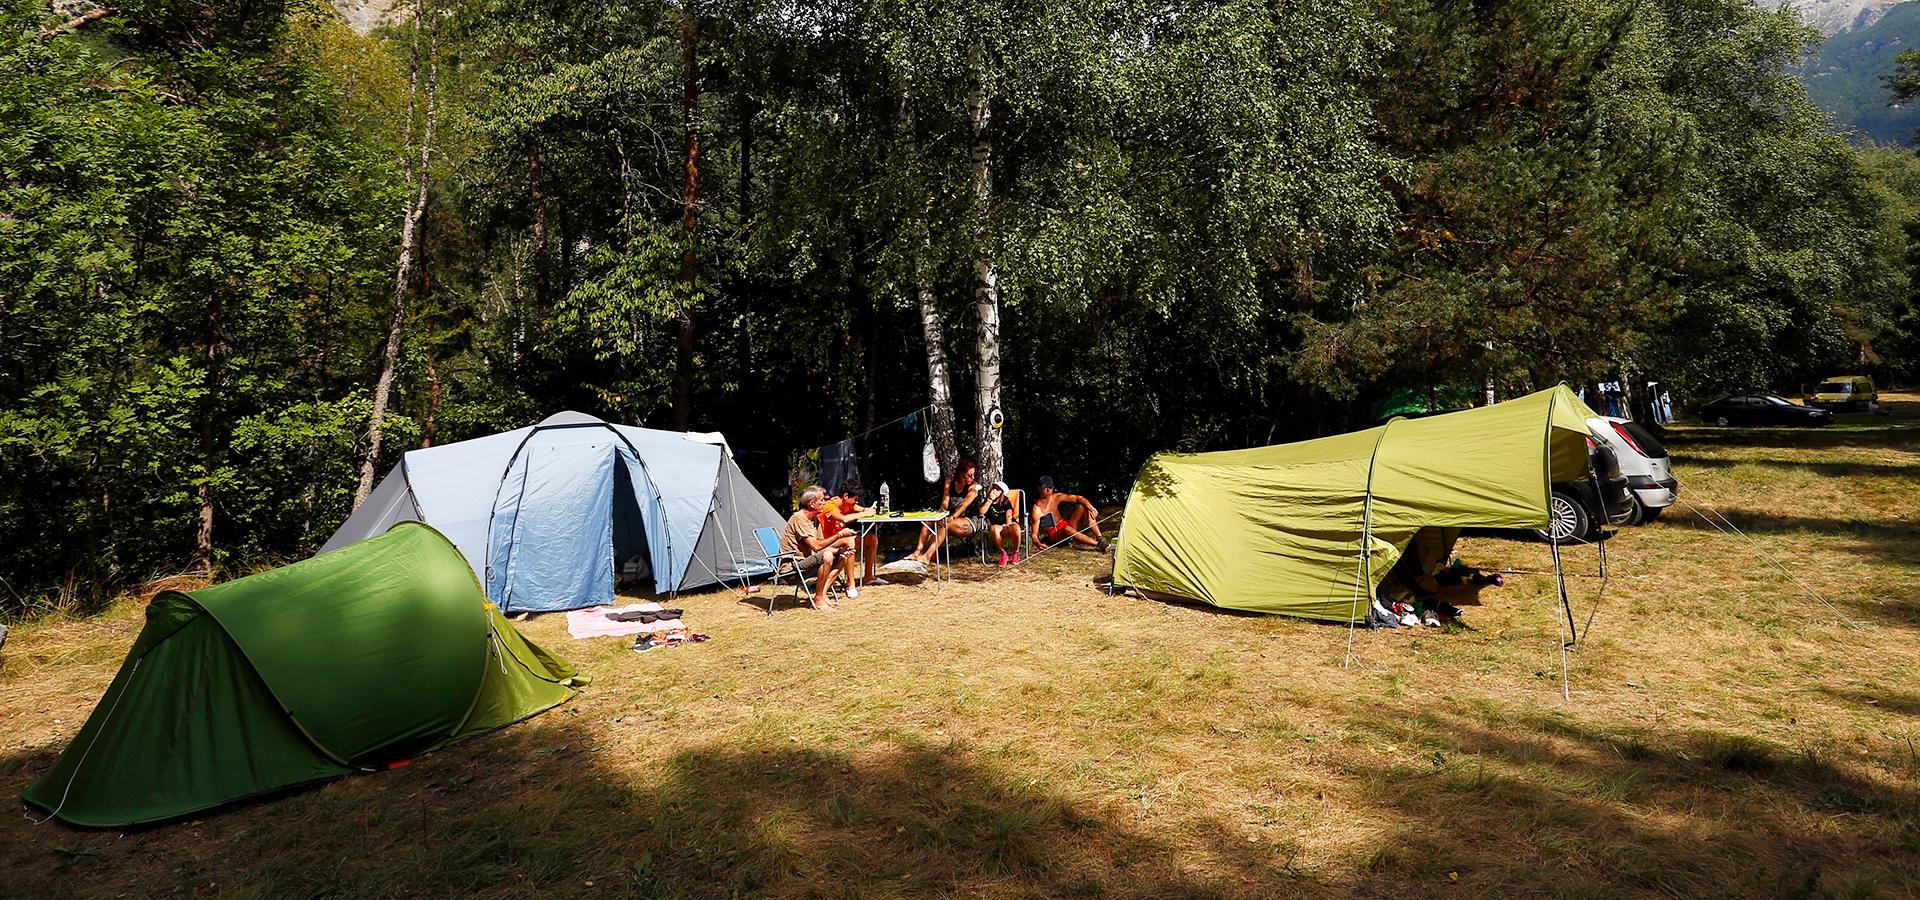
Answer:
[1810,376,1877,410]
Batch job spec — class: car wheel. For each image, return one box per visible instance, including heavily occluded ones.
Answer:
[1534,491,1590,544]
[1624,495,1647,526]
[1714,415,1730,426]
[1639,504,1663,523]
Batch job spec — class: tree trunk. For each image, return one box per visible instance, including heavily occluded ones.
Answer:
[901,82,960,478]
[674,5,700,432]
[192,291,222,574]
[354,1,438,508]
[968,43,1004,483]
[424,340,440,447]
[529,148,550,320]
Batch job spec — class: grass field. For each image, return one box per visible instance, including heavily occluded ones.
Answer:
[4,396,1918,898]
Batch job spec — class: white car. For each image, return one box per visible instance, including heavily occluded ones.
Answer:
[1586,416,1678,524]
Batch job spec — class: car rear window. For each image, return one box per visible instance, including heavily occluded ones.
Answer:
[1620,422,1667,458]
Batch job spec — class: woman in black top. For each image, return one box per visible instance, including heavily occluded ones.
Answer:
[939,458,980,514]
[907,459,984,565]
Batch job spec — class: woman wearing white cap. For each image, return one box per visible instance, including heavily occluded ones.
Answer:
[983,481,1022,566]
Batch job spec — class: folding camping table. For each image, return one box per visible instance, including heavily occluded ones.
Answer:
[859,510,952,591]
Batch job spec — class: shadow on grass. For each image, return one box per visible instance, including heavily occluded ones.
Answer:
[1680,455,1917,480]
[1330,702,1920,895]
[1817,685,1920,721]
[1660,423,1919,451]
[2,722,1295,898]
[11,700,1920,897]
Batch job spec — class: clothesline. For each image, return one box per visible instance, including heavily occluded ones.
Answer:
[800,404,931,452]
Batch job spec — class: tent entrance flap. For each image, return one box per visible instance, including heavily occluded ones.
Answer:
[488,442,618,613]
[611,453,652,585]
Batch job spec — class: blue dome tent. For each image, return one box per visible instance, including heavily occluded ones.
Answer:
[320,412,783,612]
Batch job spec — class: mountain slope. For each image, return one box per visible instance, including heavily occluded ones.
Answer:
[1801,0,1920,144]
[1755,0,1902,34]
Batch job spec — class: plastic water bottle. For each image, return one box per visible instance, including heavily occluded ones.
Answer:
[879,482,891,514]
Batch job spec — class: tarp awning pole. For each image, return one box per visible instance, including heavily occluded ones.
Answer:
[1345,418,1395,669]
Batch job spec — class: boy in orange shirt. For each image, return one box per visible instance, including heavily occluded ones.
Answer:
[819,481,885,586]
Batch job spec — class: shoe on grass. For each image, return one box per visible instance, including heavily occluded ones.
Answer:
[846,586,860,599]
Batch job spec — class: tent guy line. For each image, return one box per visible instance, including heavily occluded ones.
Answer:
[1677,497,1864,631]
[23,657,141,827]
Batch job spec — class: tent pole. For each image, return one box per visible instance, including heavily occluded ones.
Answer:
[1551,531,1571,701]
[1344,519,1369,670]
[1579,531,1607,643]
[1347,421,1393,670]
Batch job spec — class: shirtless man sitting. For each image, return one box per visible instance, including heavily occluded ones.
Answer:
[1029,475,1108,551]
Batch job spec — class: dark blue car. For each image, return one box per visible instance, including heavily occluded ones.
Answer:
[1697,395,1833,427]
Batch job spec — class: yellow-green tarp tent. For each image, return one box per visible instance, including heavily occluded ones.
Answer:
[1112,385,1600,621]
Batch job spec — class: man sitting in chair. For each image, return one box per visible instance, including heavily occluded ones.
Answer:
[1030,476,1109,552]
[781,486,859,610]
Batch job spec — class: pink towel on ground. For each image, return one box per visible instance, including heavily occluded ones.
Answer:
[565,603,684,639]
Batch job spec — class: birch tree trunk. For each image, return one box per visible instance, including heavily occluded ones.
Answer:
[354,1,437,508]
[901,82,960,478]
[968,43,1004,483]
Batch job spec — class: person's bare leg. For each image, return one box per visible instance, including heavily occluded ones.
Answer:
[1006,522,1022,562]
[813,549,837,608]
[838,552,857,595]
[1063,508,1100,548]
[912,518,964,563]
[862,533,880,582]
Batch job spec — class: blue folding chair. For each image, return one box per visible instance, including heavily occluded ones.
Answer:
[755,526,817,615]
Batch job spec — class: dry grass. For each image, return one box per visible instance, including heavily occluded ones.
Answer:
[4,396,1919,898]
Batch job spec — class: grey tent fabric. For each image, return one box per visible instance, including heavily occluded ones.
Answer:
[682,453,786,590]
[318,465,421,555]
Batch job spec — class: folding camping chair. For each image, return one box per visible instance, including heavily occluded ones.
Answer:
[753,526,841,615]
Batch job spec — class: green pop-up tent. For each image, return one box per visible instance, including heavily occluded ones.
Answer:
[22,522,585,828]
[1113,385,1600,622]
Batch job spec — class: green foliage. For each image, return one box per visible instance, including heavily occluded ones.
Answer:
[0,0,402,611]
